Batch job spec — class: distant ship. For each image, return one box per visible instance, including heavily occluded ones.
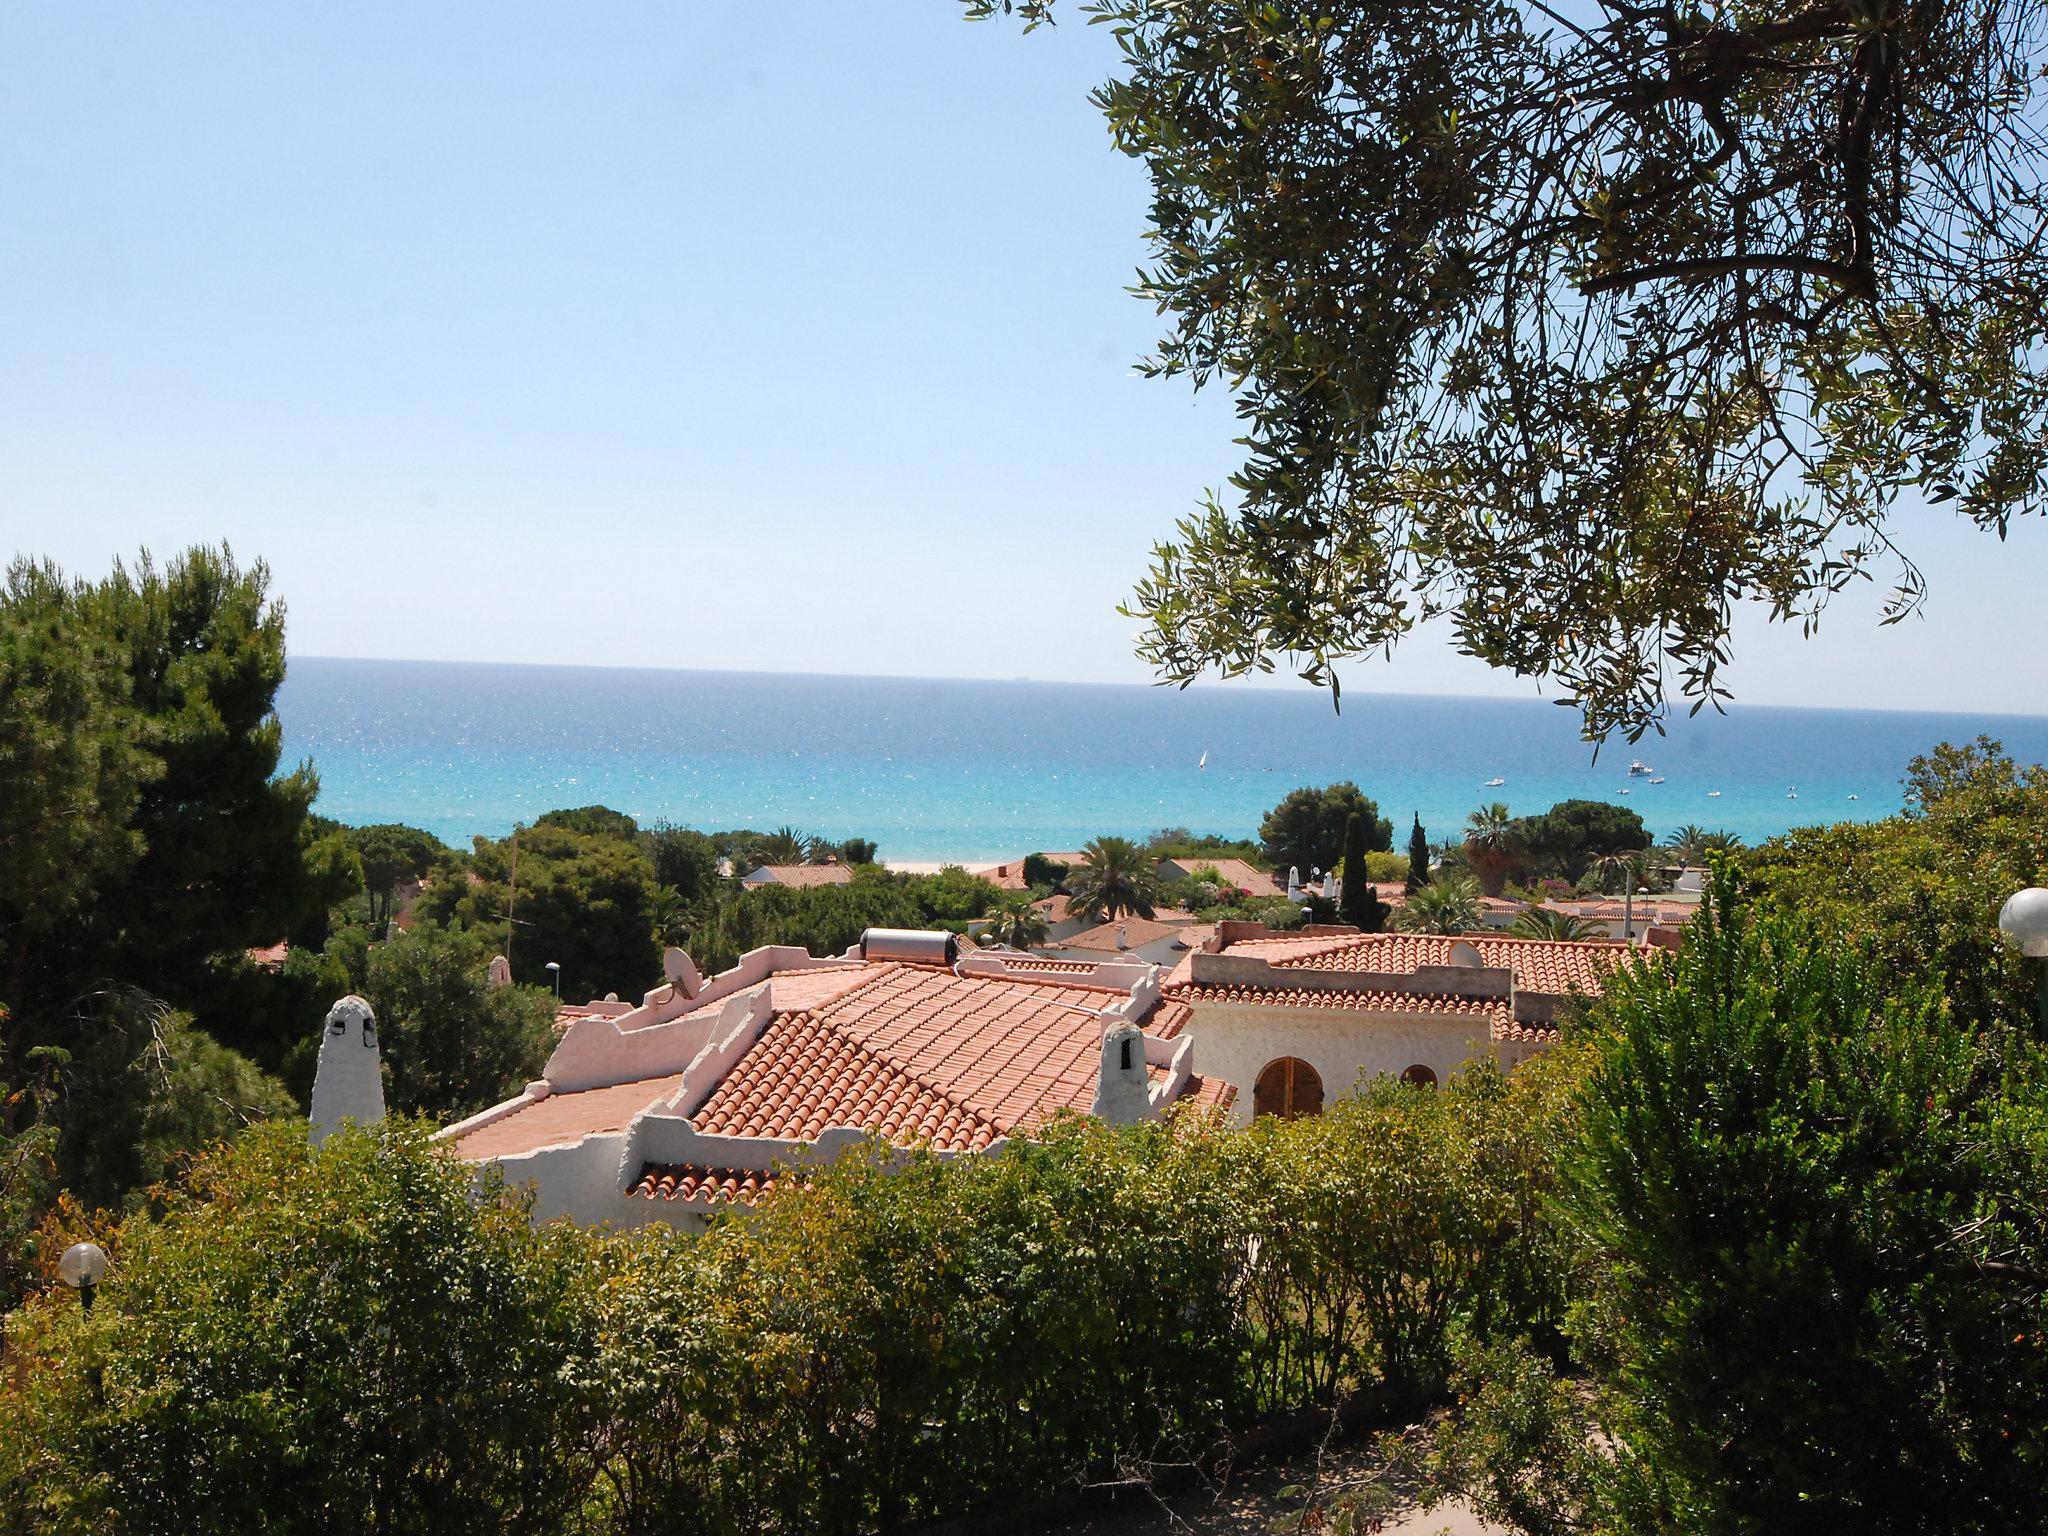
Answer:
[1628,760,1654,776]
[1483,776,1506,787]
[1707,790,1722,797]
[1648,776,1666,784]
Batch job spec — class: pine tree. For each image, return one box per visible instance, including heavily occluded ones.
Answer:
[1406,813,1431,891]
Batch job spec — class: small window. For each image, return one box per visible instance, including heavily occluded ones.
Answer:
[1401,1064,1438,1089]
[1253,1057,1324,1120]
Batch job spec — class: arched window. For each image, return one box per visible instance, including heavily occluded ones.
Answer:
[1253,1057,1324,1120]
[1401,1064,1438,1089]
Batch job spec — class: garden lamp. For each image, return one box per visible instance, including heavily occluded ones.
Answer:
[545,959,562,998]
[1996,887,2048,1027]
[58,1241,108,1314]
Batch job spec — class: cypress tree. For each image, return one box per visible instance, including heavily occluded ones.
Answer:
[1338,813,1390,932]
[1406,813,1431,891]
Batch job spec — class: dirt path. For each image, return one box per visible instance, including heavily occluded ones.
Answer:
[1037,1426,1508,1536]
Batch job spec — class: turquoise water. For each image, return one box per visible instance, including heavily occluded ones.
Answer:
[278,656,2048,859]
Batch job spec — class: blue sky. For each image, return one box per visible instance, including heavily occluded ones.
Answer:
[4,2,2042,715]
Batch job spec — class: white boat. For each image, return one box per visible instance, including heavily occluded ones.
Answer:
[1787,790,1799,799]
[1620,787,1631,795]
[1707,790,1722,798]
[1483,776,1506,787]
[1628,760,1653,776]
[1648,777,1666,784]
[1848,793,1859,801]
[1197,750,1208,770]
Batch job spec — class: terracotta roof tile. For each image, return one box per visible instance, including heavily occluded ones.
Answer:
[744,863,856,889]
[632,1164,781,1205]
[1224,931,1628,995]
[1057,914,1198,953]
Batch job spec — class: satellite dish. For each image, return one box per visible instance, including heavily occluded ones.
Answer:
[662,946,702,999]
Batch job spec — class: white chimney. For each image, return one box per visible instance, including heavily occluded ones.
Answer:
[310,995,385,1146]
[1115,923,1129,951]
[1092,1020,1152,1125]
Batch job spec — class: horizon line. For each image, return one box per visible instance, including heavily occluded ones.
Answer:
[287,652,2048,725]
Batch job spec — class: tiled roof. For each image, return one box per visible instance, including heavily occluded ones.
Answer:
[976,860,1033,891]
[690,963,1140,1151]
[1167,983,1556,1045]
[1166,857,1282,896]
[1224,931,1628,995]
[452,1074,687,1160]
[245,941,290,970]
[631,1164,778,1205]
[744,863,856,889]
[1056,914,1198,953]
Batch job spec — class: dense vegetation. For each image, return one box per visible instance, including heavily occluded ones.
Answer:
[971,0,2048,742]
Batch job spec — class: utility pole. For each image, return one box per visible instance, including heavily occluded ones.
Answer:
[506,824,521,971]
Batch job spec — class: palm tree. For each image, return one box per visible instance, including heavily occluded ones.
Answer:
[1587,847,1646,894]
[1511,905,1606,942]
[1394,875,1483,934]
[1663,823,1710,864]
[1066,836,1160,921]
[1697,830,1745,855]
[746,826,819,867]
[978,896,1050,951]
[1462,802,1520,897]
[649,884,691,947]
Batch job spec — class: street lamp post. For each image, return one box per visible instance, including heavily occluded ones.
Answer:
[545,960,561,999]
[58,1241,108,1314]
[1997,887,2048,1028]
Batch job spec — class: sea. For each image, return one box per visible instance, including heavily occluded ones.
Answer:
[278,656,2048,860]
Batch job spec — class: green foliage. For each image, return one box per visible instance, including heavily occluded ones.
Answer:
[1,1063,1582,1536]
[1741,737,2048,1032]
[342,823,447,932]
[1395,876,1483,935]
[641,822,723,904]
[1510,800,1649,883]
[1442,884,2048,1532]
[1145,827,1263,864]
[1337,813,1390,932]
[976,894,1050,950]
[1065,836,1162,922]
[1462,803,1520,898]
[50,996,293,1213]
[1,546,350,1210]
[0,1038,62,1306]
[837,837,879,866]
[1510,907,1606,943]
[1260,784,1391,879]
[974,0,2048,741]
[1022,851,1071,888]
[1582,889,2047,1528]
[1406,814,1431,891]
[361,922,557,1121]
[423,820,661,1001]
[536,804,641,841]
[0,1121,599,1536]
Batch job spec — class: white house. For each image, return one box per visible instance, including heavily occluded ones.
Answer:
[1158,924,1632,1123]
[440,931,1232,1227]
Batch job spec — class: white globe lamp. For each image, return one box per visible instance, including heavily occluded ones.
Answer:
[58,1241,109,1312]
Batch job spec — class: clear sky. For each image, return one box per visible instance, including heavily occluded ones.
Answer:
[4,3,2042,715]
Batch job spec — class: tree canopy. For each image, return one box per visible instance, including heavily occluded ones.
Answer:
[1260,782,1391,879]
[970,0,2048,740]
